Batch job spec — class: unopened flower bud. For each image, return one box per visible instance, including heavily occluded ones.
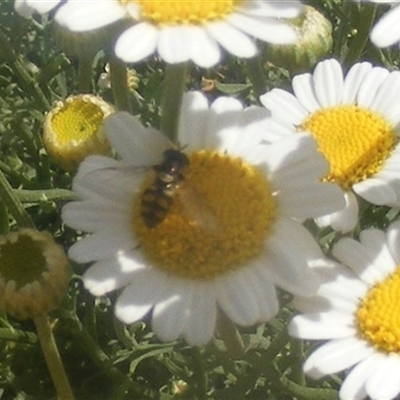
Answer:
[264,6,332,74]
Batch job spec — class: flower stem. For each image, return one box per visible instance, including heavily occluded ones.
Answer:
[160,62,188,143]
[33,313,75,400]
[13,188,76,203]
[109,56,131,113]
[0,170,35,228]
[245,57,267,102]
[77,56,93,93]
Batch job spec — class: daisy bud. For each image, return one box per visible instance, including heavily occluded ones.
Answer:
[0,229,71,320]
[43,94,114,171]
[264,6,332,74]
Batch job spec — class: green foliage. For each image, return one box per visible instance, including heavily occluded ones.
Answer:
[0,0,398,399]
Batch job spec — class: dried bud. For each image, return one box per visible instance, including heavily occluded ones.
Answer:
[0,229,71,320]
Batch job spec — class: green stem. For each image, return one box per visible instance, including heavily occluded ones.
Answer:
[0,327,37,344]
[77,56,93,93]
[160,62,188,143]
[109,56,131,112]
[245,57,267,101]
[216,310,245,359]
[13,188,76,203]
[33,313,75,400]
[0,170,35,228]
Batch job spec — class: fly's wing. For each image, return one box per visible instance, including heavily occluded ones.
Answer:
[177,184,220,233]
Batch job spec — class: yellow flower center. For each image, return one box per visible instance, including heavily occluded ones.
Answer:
[122,0,241,26]
[133,150,277,280]
[300,105,397,190]
[356,267,400,353]
[50,98,104,145]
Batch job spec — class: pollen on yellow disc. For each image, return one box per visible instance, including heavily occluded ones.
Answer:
[356,267,400,353]
[300,105,397,190]
[50,98,104,145]
[133,150,277,280]
[43,95,114,171]
[123,0,241,25]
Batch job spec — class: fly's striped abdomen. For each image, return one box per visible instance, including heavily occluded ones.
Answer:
[139,149,189,228]
[140,185,175,228]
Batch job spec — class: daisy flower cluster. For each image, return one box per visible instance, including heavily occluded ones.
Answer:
[6,0,400,399]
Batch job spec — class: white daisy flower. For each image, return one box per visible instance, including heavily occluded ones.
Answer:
[14,0,61,18]
[260,58,400,232]
[289,222,400,400]
[356,0,400,47]
[54,0,303,68]
[62,91,344,346]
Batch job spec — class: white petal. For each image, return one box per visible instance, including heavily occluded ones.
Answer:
[265,219,323,296]
[68,228,135,263]
[115,23,158,63]
[227,14,296,44]
[359,229,396,275]
[314,191,358,232]
[290,312,356,340]
[105,112,172,165]
[152,280,192,342]
[216,269,261,326]
[222,106,270,160]
[356,66,390,108]
[260,89,307,125]
[278,182,345,220]
[302,337,373,379]
[339,354,380,400]
[370,71,400,118]
[250,264,279,322]
[292,73,320,113]
[55,1,125,31]
[82,257,144,296]
[187,26,220,68]
[263,133,322,176]
[313,59,344,107]
[72,154,120,177]
[62,198,131,233]
[29,0,60,14]
[157,25,191,64]
[387,220,400,263]
[183,283,217,346]
[206,97,243,150]
[371,6,400,47]
[115,268,168,324]
[353,176,398,206]
[332,236,389,284]
[206,20,257,58]
[366,353,400,400]
[342,62,373,104]
[239,0,303,18]
[178,92,210,150]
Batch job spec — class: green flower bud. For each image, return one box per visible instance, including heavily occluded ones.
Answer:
[264,6,333,75]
